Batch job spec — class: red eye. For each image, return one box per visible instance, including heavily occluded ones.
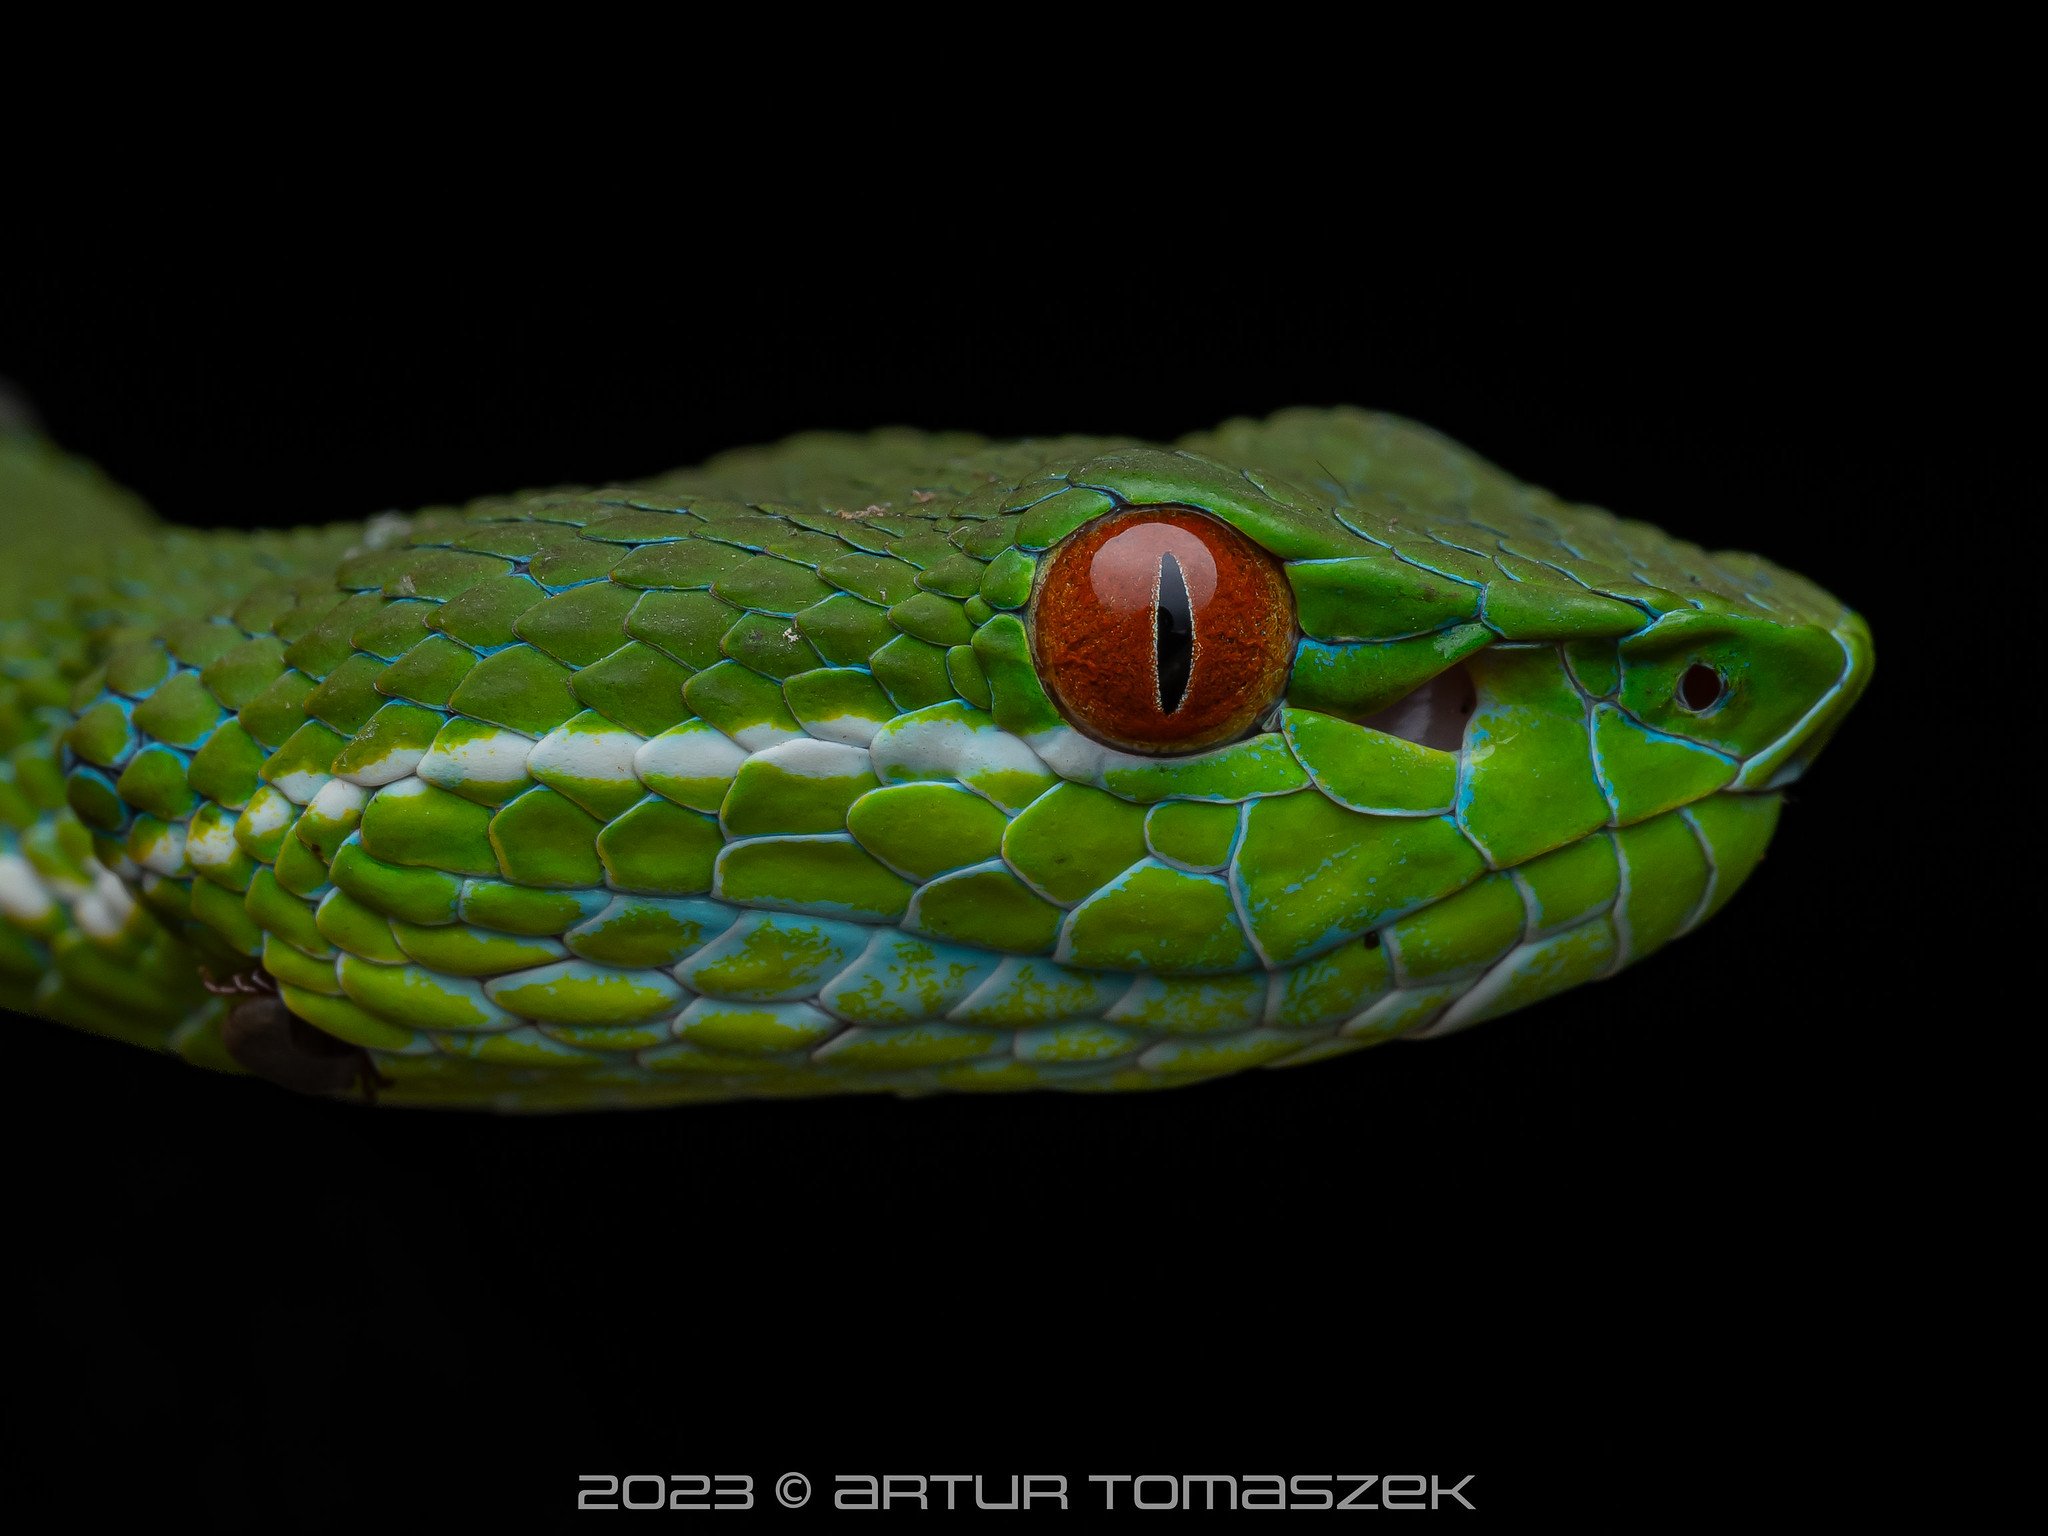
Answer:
[1031,507,1297,754]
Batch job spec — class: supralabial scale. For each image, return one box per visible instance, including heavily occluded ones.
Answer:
[0,409,1871,1110]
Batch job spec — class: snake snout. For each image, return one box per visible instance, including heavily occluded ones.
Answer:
[1743,616,1876,791]
[1757,671,1872,789]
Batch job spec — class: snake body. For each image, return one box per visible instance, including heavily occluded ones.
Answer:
[0,410,1871,1109]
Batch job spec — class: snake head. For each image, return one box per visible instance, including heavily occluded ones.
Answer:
[963,428,1873,1003]
[21,408,1875,1104]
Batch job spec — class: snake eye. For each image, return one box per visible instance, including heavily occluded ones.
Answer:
[1677,662,1725,712]
[1032,507,1296,754]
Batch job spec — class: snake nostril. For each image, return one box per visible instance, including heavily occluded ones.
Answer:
[1678,663,1724,712]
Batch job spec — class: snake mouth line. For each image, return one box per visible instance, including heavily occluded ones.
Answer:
[1348,666,1477,752]
[1341,637,1866,795]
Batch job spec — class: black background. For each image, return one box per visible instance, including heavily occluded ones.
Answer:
[3,234,2000,1525]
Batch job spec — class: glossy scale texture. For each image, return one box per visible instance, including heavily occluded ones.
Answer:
[0,410,1872,1109]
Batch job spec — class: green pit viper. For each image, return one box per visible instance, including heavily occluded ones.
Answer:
[0,408,1871,1110]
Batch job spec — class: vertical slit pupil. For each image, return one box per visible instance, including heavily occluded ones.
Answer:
[1155,551,1194,715]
